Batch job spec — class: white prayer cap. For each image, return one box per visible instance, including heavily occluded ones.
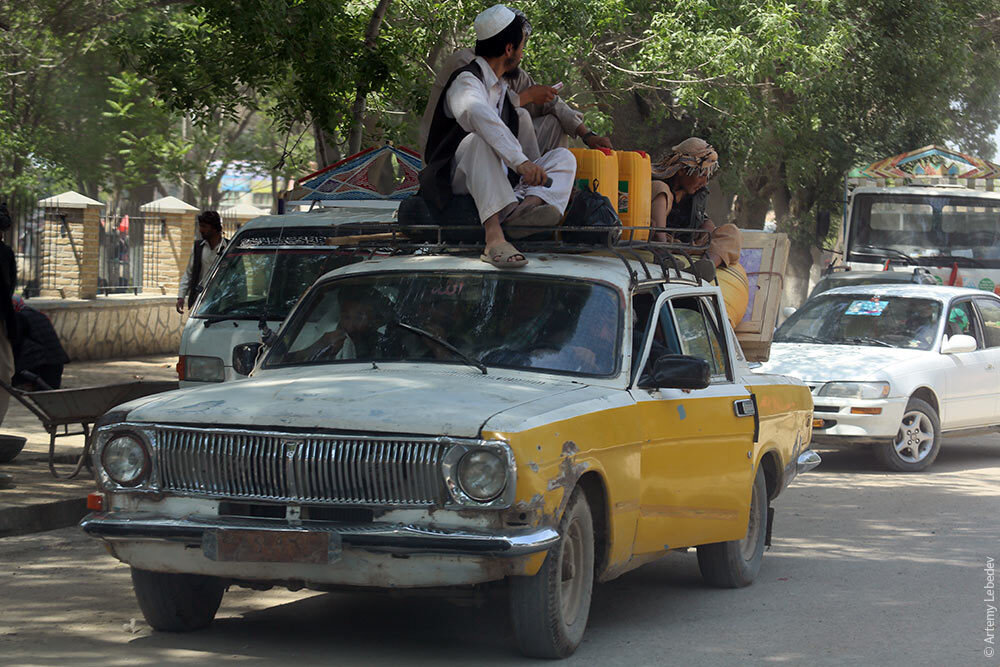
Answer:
[474,4,516,41]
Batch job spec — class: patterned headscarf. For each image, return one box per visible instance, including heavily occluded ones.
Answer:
[652,137,719,181]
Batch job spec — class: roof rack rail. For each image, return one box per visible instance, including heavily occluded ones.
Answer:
[324,223,709,288]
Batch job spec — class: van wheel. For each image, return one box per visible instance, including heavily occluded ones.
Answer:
[509,487,594,658]
[697,466,767,588]
[130,568,226,632]
[874,398,941,472]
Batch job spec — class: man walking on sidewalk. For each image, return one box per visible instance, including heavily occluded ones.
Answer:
[176,210,228,314]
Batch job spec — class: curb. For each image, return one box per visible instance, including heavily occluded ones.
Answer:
[0,497,88,538]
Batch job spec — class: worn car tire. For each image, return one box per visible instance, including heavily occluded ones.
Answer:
[130,567,226,632]
[697,466,767,588]
[509,487,595,659]
[874,398,941,472]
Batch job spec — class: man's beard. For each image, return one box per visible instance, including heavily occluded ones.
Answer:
[502,63,521,80]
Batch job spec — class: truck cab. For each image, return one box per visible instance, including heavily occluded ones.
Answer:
[178,206,396,385]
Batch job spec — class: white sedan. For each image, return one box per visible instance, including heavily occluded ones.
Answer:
[758,284,1000,471]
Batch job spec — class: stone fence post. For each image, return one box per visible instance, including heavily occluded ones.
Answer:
[140,196,199,295]
[37,191,102,299]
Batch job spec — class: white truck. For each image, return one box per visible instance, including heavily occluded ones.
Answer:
[178,206,396,386]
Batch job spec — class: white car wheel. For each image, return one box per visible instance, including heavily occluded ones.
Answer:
[875,398,941,472]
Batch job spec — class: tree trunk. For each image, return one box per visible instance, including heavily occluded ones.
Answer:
[347,0,394,155]
[313,125,340,168]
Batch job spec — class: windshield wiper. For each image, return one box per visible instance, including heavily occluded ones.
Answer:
[394,321,487,375]
[841,336,894,348]
[781,334,825,344]
[925,254,984,268]
[202,314,257,327]
[853,245,916,265]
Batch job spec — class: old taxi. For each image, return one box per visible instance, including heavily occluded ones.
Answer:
[81,250,817,658]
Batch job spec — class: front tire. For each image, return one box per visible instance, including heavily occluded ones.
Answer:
[130,567,226,632]
[509,487,595,659]
[697,465,767,588]
[874,398,941,472]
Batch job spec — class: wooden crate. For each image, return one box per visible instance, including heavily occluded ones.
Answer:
[734,232,790,362]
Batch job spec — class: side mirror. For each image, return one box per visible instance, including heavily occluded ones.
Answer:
[232,342,264,376]
[782,306,797,318]
[641,354,711,390]
[816,209,831,240]
[941,334,977,355]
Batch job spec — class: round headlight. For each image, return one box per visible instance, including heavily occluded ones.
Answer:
[457,449,507,501]
[101,435,149,487]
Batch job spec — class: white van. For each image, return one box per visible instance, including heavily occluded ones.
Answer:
[178,206,397,385]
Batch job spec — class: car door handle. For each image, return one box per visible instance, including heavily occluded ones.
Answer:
[733,399,756,418]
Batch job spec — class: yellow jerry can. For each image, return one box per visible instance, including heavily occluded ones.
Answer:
[615,150,651,241]
[569,147,619,211]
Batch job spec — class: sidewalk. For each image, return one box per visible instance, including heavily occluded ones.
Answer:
[0,355,177,537]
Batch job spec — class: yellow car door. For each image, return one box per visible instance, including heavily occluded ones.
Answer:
[630,290,756,555]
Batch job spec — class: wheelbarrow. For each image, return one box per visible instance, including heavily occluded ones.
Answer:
[0,377,178,479]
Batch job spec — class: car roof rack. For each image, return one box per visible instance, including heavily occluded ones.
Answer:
[326,223,708,289]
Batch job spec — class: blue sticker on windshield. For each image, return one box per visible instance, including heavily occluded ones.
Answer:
[845,300,887,316]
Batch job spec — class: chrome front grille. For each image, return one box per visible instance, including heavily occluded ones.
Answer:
[153,427,450,506]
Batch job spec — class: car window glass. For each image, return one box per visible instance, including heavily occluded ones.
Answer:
[699,296,728,375]
[974,299,1000,348]
[670,297,722,376]
[947,300,982,347]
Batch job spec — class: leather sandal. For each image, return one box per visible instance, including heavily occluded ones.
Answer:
[481,241,528,268]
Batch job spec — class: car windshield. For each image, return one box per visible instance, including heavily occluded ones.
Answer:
[265,272,622,376]
[848,193,1000,268]
[775,294,942,350]
[196,227,367,321]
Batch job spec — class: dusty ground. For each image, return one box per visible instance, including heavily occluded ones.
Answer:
[0,435,997,666]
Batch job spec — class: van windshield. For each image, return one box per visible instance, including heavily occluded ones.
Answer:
[195,227,367,321]
[848,193,1000,268]
[264,272,622,377]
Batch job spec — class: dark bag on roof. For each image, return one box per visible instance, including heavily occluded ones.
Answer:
[398,193,482,243]
[560,180,621,245]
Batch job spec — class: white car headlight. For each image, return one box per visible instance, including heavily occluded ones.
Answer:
[818,381,890,400]
[101,434,150,487]
[182,355,225,382]
[457,449,507,501]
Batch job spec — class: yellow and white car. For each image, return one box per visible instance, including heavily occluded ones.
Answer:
[82,251,816,658]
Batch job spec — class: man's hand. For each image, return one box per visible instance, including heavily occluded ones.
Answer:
[584,134,613,150]
[519,85,558,107]
[175,297,185,314]
[516,160,548,187]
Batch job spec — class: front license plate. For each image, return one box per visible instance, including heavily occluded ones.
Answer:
[202,529,341,564]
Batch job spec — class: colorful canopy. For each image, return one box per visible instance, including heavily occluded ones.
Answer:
[290,145,423,201]
[849,145,1000,180]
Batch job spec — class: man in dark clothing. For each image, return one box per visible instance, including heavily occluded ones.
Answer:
[176,210,228,313]
[11,297,68,390]
[0,203,18,423]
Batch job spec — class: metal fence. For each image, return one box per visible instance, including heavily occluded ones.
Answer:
[2,191,48,297]
[98,207,167,295]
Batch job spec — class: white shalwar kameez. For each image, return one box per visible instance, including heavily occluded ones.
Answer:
[444,56,575,224]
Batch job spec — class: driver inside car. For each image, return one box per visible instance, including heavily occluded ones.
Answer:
[288,286,393,362]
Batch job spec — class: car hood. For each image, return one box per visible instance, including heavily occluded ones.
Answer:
[757,343,927,382]
[122,365,588,438]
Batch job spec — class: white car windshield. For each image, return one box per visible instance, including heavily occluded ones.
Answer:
[775,294,943,350]
[265,272,622,376]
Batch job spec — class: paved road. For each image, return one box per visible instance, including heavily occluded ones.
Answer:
[1,436,998,666]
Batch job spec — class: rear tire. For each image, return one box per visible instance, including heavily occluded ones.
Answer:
[874,398,941,472]
[130,567,226,632]
[509,487,595,659]
[697,466,767,588]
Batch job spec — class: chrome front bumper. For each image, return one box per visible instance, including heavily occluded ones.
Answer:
[80,512,559,559]
[796,450,822,474]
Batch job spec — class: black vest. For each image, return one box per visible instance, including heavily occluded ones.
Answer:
[187,237,226,308]
[418,60,520,210]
